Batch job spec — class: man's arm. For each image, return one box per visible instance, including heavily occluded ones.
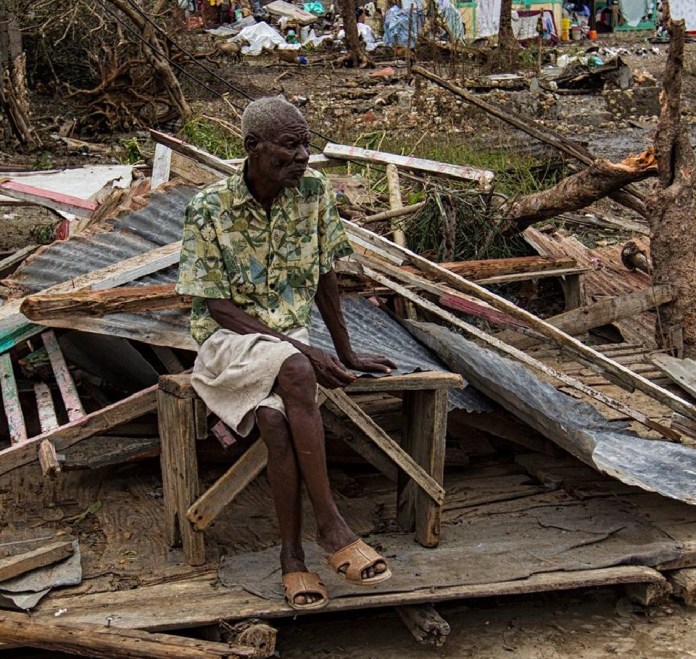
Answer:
[207,298,356,389]
[314,269,396,374]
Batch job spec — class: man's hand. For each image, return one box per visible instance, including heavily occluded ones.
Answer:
[342,352,397,375]
[302,345,357,389]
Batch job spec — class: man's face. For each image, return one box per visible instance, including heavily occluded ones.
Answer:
[250,114,310,189]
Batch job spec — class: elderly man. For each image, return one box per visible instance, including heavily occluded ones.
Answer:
[176,96,396,611]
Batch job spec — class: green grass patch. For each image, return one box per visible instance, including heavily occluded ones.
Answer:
[180,116,244,160]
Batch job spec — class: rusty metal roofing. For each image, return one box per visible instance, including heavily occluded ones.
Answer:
[5,185,488,412]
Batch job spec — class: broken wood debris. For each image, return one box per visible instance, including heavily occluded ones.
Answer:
[0,541,74,583]
[0,611,259,659]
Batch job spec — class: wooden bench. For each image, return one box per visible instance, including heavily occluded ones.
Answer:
[158,371,463,566]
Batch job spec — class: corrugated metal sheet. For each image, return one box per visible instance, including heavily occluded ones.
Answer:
[5,185,196,294]
[5,185,488,411]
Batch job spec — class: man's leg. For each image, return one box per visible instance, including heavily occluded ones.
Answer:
[256,407,322,606]
[274,354,386,581]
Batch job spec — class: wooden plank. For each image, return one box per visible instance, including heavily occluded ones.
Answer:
[0,541,74,582]
[32,566,666,630]
[396,604,450,647]
[397,389,448,547]
[38,439,62,476]
[474,267,587,285]
[152,346,185,374]
[321,387,445,506]
[0,179,97,217]
[42,330,85,422]
[187,439,269,532]
[668,568,696,606]
[158,389,206,565]
[362,202,426,225]
[321,406,398,482]
[0,611,255,659]
[150,143,172,190]
[0,244,37,277]
[358,260,682,441]
[324,143,494,186]
[652,354,696,400]
[0,385,157,477]
[500,285,676,348]
[402,256,578,280]
[34,382,59,433]
[346,371,463,393]
[0,242,182,353]
[0,352,27,443]
[22,284,190,322]
[346,220,696,427]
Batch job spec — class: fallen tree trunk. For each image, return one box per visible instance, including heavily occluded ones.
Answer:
[504,151,658,231]
[412,65,648,219]
[646,5,696,357]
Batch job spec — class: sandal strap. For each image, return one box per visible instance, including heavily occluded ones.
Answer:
[328,539,385,582]
[283,571,328,602]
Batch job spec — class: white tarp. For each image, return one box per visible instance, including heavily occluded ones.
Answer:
[477,0,502,38]
[618,0,653,27]
[671,0,696,31]
[0,165,133,220]
[232,21,301,55]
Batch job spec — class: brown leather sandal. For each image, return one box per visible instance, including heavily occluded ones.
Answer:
[282,571,329,610]
[328,539,392,586]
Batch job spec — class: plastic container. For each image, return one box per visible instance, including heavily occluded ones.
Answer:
[561,17,571,41]
[588,29,597,40]
[570,25,583,41]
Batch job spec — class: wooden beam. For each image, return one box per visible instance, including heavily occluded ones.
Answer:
[0,385,158,477]
[0,541,74,582]
[402,255,577,280]
[187,439,268,531]
[321,387,445,506]
[358,260,681,441]
[500,285,676,348]
[345,220,696,426]
[0,179,97,217]
[651,354,696,400]
[362,202,426,225]
[0,352,27,443]
[42,329,85,421]
[0,244,37,278]
[22,284,190,322]
[324,143,494,187]
[34,382,59,433]
[0,611,255,659]
[38,439,62,477]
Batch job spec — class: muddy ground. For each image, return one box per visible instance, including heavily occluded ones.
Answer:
[4,28,696,659]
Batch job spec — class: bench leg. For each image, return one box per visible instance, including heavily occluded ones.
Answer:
[158,389,206,566]
[397,389,448,548]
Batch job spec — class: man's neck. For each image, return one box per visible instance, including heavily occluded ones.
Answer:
[244,163,280,214]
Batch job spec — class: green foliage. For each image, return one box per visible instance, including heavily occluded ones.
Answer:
[181,117,244,160]
[120,137,144,165]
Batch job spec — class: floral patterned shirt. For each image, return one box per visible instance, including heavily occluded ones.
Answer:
[176,164,353,345]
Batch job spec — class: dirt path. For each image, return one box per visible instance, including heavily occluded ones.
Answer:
[278,589,696,658]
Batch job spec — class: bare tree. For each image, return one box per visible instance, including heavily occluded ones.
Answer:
[0,3,40,147]
[647,0,696,356]
[493,0,517,72]
[339,0,370,68]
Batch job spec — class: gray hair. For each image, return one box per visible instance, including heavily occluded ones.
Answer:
[241,96,305,142]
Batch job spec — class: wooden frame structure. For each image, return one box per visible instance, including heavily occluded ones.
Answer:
[158,371,462,566]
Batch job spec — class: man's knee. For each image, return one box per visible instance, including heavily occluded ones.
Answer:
[275,353,317,405]
[257,407,292,454]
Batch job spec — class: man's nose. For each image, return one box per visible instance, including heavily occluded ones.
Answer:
[295,145,309,163]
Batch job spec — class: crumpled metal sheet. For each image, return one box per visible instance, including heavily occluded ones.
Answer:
[0,540,81,611]
[407,320,696,505]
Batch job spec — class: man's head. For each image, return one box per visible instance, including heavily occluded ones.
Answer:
[242,96,310,190]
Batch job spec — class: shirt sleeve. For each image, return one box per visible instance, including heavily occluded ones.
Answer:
[176,193,232,299]
[317,177,354,275]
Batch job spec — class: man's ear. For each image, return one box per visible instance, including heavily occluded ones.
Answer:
[245,134,260,155]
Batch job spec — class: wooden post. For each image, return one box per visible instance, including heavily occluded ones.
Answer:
[157,377,206,566]
[397,388,448,547]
